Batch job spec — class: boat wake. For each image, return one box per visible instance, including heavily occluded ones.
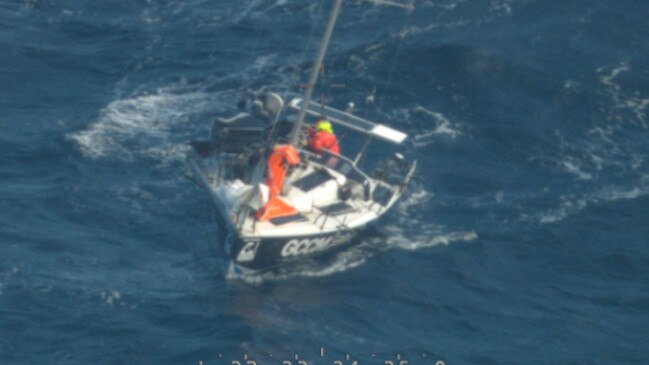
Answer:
[229,228,476,284]
[68,86,234,164]
[230,184,477,284]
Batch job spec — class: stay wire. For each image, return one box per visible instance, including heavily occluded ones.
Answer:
[377,0,415,111]
[265,0,327,150]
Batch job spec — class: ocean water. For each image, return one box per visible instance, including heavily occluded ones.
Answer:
[1,0,648,363]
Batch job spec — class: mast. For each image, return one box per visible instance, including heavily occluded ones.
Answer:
[289,0,343,147]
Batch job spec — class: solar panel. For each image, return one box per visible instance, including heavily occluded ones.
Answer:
[270,214,308,225]
[293,170,333,192]
[317,202,356,215]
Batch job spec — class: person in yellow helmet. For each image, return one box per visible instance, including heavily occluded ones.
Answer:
[307,117,340,154]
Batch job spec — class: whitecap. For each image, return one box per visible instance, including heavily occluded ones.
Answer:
[251,53,277,71]
[598,62,649,127]
[399,106,463,147]
[386,229,478,251]
[561,158,593,180]
[68,87,229,163]
[539,184,649,224]
[100,290,122,306]
[539,198,588,224]
[599,62,629,89]
[489,0,514,15]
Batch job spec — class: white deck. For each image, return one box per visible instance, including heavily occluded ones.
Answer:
[195,155,400,239]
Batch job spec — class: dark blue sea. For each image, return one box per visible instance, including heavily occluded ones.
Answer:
[2,0,648,363]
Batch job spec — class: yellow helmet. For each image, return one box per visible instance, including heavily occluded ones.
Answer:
[316,119,333,134]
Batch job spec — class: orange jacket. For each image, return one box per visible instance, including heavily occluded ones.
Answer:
[258,145,300,221]
[307,129,340,155]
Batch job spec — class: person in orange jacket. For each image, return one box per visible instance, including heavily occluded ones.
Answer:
[307,118,340,155]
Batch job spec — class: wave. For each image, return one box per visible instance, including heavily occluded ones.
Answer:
[390,105,463,148]
[538,176,649,224]
[410,106,463,144]
[395,0,517,38]
[560,158,593,181]
[598,62,649,128]
[68,86,232,163]
[529,62,649,185]
[0,267,20,297]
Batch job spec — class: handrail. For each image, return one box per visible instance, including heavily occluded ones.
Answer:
[298,148,373,187]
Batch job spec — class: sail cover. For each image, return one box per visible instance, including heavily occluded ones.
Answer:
[288,98,407,144]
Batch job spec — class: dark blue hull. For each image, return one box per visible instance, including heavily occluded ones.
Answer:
[211,203,362,274]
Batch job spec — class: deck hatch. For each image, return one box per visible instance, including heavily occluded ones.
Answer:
[318,201,356,215]
[270,213,308,225]
[293,170,332,191]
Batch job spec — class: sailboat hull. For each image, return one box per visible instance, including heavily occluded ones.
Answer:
[211,203,361,274]
[189,152,377,275]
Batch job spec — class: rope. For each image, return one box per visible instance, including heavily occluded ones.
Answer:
[378,0,415,110]
[238,0,329,196]
[264,0,328,151]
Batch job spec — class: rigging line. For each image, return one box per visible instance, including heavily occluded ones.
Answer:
[266,0,327,148]
[239,0,274,94]
[283,0,327,100]
[235,1,259,95]
[290,0,343,146]
[377,0,415,111]
[253,0,327,183]
[249,1,264,68]
[282,2,326,107]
